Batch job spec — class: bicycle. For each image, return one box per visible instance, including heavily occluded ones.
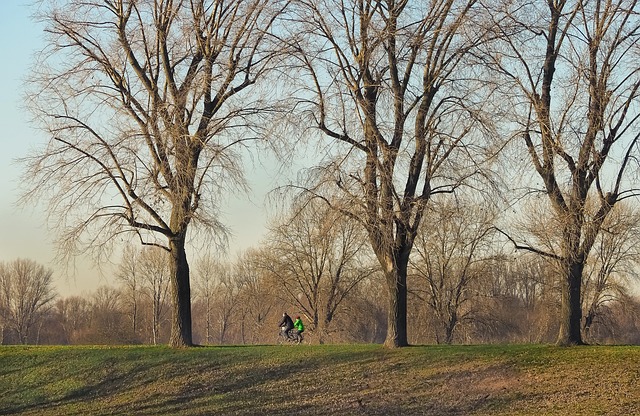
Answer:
[277,327,304,344]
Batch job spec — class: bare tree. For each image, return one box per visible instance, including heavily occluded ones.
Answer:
[54,295,92,344]
[215,264,242,343]
[85,286,130,344]
[0,259,56,344]
[138,247,171,344]
[23,0,290,346]
[193,257,241,344]
[340,273,387,343]
[582,204,640,342]
[193,256,218,344]
[118,244,171,344]
[410,198,498,344]
[232,249,277,343]
[288,0,496,346]
[261,199,376,341]
[117,244,142,340]
[488,0,640,345]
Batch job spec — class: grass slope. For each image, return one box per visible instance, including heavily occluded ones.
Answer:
[1,344,639,415]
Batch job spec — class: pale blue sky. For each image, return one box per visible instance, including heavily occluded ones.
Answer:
[0,2,276,295]
[0,3,56,272]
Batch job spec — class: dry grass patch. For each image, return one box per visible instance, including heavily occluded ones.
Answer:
[1,344,639,415]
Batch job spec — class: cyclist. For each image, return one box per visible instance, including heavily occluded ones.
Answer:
[278,312,294,340]
[293,315,305,342]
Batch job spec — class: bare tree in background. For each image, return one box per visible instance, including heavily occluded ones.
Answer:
[193,256,218,344]
[0,259,56,344]
[289,0,496,346]
[193,257,240,344]
[410,198,498,344]
[117,244,142,339]
[118,244,171,343]
[87,286,128,344]
[582,204,640,342]
[54,295,92,344]
[485,254,560,343]
[261,199,375,341]
[138,247,171,344]
[233,249,277,343]
[488,0,640,345]
[23,0,290,346]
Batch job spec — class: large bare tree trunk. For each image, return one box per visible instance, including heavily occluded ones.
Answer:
[487,0,640,347]
[557,260,584,346]
[24,0,289,348]
[293,0,493,347]
[384,267,408,348]
[379,244,411,347]
[169,237,193,347]
[555,218,586,346]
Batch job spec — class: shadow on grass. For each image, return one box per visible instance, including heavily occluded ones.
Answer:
[0,347,172,414]
[0,345,535,416]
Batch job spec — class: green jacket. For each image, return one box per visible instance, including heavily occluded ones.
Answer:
[294,318,304,332]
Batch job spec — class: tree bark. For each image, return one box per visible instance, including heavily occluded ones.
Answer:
[296,0,487,349]
[169,236,193,347]
[384,260,409,348]
[557,260,584,346]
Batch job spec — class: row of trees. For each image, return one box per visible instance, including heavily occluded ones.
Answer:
[0,259,55,344]
[3,194,640,345]
[22,0,640,347]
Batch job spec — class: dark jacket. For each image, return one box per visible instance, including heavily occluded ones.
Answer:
[278,313,294,330]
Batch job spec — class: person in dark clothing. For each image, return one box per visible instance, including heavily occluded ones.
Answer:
[278,312,294,339]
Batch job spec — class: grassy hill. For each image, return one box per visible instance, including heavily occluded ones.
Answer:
[1,343,638,415]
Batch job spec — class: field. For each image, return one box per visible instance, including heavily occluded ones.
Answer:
[1,343,639,415]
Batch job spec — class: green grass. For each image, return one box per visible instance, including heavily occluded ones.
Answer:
[1,344,639,415]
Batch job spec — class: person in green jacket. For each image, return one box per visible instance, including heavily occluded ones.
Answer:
[293,316,304,343]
